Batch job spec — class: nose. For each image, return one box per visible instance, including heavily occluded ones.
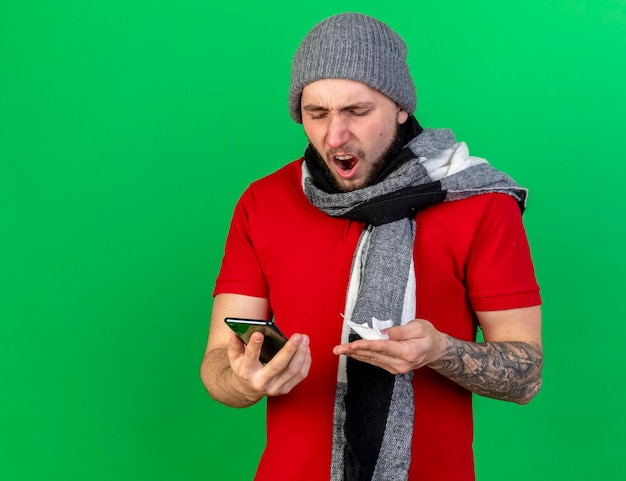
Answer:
[326,114,350,149]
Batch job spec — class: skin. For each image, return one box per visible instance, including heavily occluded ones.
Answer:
[200,79,543,407]
[300,78,409,191]
[201,293,311,407]
[333,307,543,404]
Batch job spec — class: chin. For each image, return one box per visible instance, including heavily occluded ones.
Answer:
[336,178,367,193]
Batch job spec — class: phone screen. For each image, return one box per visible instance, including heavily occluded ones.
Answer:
[224,318,287,363]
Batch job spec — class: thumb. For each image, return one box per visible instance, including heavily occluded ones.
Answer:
[383,324,409,341]
[385,320,428,341]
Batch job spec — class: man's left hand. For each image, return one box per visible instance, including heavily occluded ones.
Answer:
[333,319,445,374]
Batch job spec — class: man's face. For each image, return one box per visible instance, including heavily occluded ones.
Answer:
[301,78,408,192]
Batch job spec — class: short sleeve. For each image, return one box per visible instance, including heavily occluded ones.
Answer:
[213,188,269,299]
[466,194,541,311]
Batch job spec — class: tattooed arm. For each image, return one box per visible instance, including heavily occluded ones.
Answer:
[428,340,543,404]
[428,306,543,404]
[334,305,543,405]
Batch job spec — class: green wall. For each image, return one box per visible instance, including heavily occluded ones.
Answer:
[2,1,625,479]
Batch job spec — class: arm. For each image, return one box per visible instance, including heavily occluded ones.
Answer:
[333,305,542,404]
[200,293,312,408]
[428,306,543,404]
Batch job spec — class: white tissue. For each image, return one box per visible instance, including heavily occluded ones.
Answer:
[346,317,394,340]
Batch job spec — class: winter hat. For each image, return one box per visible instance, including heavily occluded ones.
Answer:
[289,13,416,123]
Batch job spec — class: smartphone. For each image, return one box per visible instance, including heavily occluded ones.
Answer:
[224,318,288,364]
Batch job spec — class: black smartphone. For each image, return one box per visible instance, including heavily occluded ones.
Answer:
[224,318,288,364]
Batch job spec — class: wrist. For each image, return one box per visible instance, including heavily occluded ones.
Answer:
[427,332,452,368]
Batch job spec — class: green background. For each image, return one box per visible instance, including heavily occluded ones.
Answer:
[2,0,625,479]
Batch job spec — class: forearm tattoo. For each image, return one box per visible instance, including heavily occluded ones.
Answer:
[429,337,543,403]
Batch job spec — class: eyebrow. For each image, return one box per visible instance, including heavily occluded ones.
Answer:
[302,102,375,112]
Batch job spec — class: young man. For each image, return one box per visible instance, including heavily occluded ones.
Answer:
[201,13,542,481]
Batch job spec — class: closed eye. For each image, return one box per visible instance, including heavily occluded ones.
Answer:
[342,102,374,117]
[302,105,329,120]
[348,109,370,117]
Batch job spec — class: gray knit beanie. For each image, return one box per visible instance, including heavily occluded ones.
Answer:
[289,13,416,123]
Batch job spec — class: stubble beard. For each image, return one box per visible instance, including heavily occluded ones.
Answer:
[308,125,404,193]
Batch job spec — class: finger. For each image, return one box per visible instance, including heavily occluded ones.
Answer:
[334,339,389,355]
[343,349,406,374]
[285,334,311,376]
[340,343,398,363]
[353,343,422,374]
[266,337,312,396]
[263,333,305,372]
[264,334,308,381]
[273,352,312,395]
[242,331,265,364]
[335,338,420,371]
[333,340,388,364]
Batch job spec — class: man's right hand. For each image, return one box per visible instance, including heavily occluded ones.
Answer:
[200,294,311,408]
[227,330,311,404]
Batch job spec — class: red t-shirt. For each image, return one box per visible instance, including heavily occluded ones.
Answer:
[214,160,541,481]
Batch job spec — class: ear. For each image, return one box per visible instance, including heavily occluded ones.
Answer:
[397,108,409,124]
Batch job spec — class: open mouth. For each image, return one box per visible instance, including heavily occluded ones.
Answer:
[333,154,359,178]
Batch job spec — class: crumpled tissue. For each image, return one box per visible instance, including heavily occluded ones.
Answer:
[346,317,394,341]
